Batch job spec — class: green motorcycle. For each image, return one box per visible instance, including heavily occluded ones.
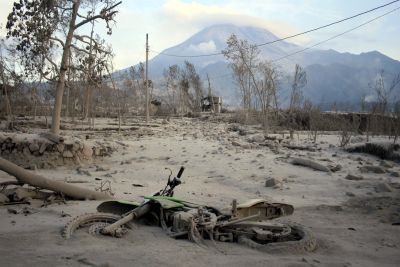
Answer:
[63,167,317,253]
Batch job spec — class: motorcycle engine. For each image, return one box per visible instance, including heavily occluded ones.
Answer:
[171,210,196,232]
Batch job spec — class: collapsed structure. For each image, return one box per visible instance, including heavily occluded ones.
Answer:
[201,96,222,113]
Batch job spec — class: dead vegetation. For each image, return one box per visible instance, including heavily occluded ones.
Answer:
[347,142,400,162]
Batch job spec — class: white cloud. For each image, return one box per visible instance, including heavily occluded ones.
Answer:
[161,0,309,45]
[188,40,217,53]
[1,0,399,69]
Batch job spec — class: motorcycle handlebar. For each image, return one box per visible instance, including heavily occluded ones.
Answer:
[177,166,185,178]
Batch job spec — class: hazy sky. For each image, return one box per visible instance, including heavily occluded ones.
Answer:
[1,0,399,70]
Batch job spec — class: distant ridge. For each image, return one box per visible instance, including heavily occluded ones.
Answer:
[117,24,400,109]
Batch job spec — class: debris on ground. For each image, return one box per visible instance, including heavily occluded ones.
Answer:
[347,142,400,162]
[291,157,331,173]
[345,174,364,181]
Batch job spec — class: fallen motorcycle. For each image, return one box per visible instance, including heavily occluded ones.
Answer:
[63,167,317,253]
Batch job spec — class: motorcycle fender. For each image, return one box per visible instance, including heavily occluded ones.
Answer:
[144,196,185,209]
[236,199,294,220]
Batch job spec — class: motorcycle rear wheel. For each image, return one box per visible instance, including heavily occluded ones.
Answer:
[237,223,317,253]
[62,213,131,239]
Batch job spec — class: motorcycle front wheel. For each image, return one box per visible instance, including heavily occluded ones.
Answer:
[62,213,132,239]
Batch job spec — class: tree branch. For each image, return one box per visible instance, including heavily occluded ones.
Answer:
[70,44,90,55]
[39,68,58,82]
[77,12,86,19]
[44,55,59,71]
[74,1,122,29]
[73,34,92,45]
[49,37,65,48]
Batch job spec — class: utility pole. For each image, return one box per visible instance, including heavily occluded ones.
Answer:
[145,33,149,123]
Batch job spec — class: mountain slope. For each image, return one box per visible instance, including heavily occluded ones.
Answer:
[146,24,300,77]
[118,24,400,109]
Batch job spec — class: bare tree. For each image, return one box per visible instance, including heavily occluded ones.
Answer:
[222,34,260,112]
[6,0,121,135]
[338,114,360,147]
[367,70,400,140]
[125,66,141,112]
[288,64,307,138]
[178,70,191,115]
[162,62,203,115]
[223,35,281,130]
[289,64,307,112]
[393,100,400,143]
[82,3,97,121]
[0,50,13,125]
[302,99,323,143]
[104,60,121,132]
[121,63,147,115]
[163,65,180,114]
[184,61,203,112]
[255,61,279,132]
[0,41,23,127]
[370,70,400,114]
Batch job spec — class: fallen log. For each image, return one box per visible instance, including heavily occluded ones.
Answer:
[282,144,317,152]
[39,132,64,144]
[0,181,25,187]
[0,201,30,206]
[291,157,331,173]
[0,157,113,200]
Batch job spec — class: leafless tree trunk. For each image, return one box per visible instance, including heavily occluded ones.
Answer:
[0,49,14,127]
[51,2,80,135]
[163,65,180,114]
[222,34,260,117]
[83,14,96,121]
[288,64,307,139]
[289,64,306,112]
[255,61,279,133]
[105,63,121,132]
